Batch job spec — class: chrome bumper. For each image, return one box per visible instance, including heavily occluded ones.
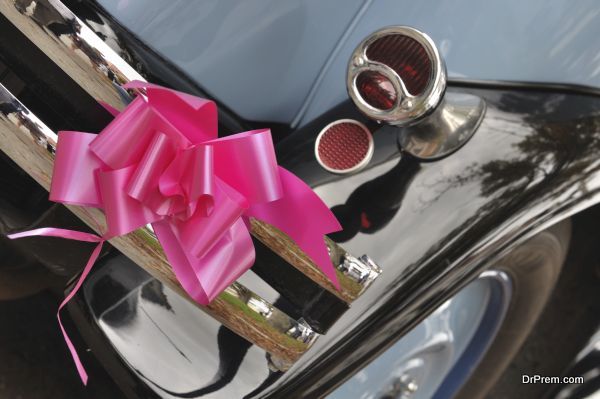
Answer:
[0,0,380,367]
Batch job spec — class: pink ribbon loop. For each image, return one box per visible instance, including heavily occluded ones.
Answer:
[6,81,342,384]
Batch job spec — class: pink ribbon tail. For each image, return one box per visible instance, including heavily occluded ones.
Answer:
[246,167,342,288]
[7,228,105,385]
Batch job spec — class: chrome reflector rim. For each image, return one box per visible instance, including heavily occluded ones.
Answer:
[315,119,374,174]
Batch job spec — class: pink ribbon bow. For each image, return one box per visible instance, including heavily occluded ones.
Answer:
[8,81,341,384]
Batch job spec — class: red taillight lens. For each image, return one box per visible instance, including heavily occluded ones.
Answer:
[356,71,397,110]
[366,34,432,96]
[316,120,373,173]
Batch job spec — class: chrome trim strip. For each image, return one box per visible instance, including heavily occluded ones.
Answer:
[0,82,318,367]
[251,220,381,303]
[1,0,141,112]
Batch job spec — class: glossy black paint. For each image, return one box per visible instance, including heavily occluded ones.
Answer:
[67,277,159,399]
[60,84,600,399]
[548,326,600,399]
[264,85,600,397]
[73,249,282,399]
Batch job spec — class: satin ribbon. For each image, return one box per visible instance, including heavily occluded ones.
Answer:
[8,228,105,385]
[7,81,341,384]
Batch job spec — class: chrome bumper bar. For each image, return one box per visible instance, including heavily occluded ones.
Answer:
[0,0,380,367]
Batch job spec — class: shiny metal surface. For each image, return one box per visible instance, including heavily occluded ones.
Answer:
[396,92,486,160]
[432,270,512,398]
[4,1,600,397]
[0,0,141,112]
[0,80,318,367]
[347,26,447,126]
[336,254,381,297]
[251,219,381,304]
[0,82,57,189]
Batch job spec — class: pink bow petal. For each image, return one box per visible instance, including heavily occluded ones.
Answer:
[50,131,105,207]
[97,165,163,237]
[90,97,190,170]
[159,144,215,219]
[180,144,214,204]
[127,131,178,203]
[152,218,254,305]
[193,218,255,302]
[177,179,247,259]
[89,97,157,169]
[124,80,218,144]
[208,129,282,204]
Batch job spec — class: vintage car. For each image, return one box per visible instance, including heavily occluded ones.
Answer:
[0,1,599,398]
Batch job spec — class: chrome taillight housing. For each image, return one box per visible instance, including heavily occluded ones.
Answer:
[346,26,485,161]
[347,26,446,126]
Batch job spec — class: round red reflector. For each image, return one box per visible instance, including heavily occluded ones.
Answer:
[356,71,397,110]
[366,34,432,96]
[315,120,373,174]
